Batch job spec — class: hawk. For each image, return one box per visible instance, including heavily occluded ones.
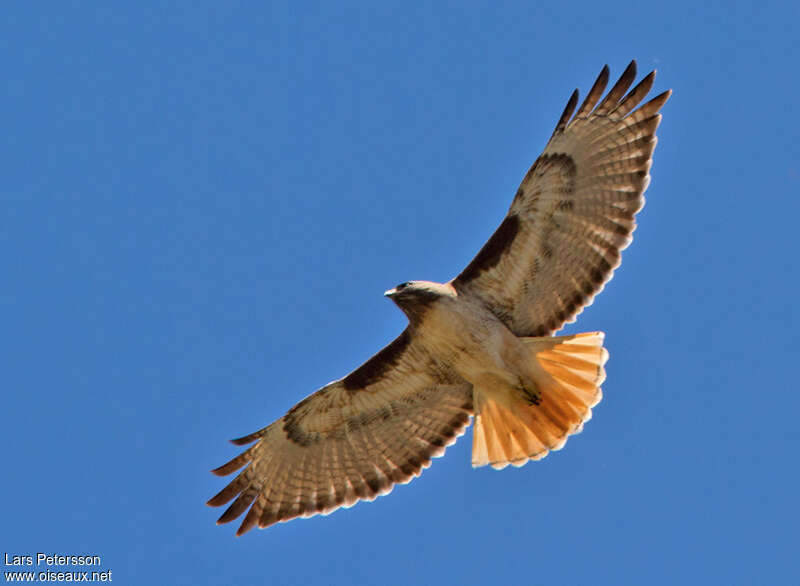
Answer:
[208,61,670,535]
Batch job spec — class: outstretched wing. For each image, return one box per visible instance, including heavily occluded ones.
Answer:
[452,61,671,336]
[208,329,473,535]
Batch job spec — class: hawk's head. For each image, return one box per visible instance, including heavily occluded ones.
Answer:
[384,280,453,322]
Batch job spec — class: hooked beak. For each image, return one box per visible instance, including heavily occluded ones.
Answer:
[384,288,397,298]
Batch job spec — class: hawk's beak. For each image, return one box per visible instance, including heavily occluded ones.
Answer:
[384,288,397,298]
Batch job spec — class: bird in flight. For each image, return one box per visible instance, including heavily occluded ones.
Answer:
[208,61,670,535]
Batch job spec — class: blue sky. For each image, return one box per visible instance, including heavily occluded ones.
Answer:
[3,1,799,584]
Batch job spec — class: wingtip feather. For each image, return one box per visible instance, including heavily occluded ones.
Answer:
[575,64,610,118]
[553,88,579,135]
[230,431,263,446]
[596,61,638,115]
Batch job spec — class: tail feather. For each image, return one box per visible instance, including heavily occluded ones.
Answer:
[487,401,514,463]
[472,414,490,465]
[472,332,608,469]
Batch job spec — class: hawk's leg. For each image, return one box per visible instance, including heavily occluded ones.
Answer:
[518,377,542,406]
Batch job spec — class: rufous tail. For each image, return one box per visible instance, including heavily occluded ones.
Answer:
[472,332,608,469]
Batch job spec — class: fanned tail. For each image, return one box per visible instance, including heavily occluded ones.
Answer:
[472,332,608,469]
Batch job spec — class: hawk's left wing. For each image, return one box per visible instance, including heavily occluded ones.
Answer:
[452,61,671,336]
[208,329,473,535]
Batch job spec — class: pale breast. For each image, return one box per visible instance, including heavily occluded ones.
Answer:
[414,295,518,384]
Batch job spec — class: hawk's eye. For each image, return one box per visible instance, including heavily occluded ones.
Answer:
[397,282,409,291]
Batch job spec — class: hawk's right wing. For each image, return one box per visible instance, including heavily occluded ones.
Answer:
[208,329,473,535]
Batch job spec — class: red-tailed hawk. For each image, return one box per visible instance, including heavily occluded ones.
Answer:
[209,61,670,535]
